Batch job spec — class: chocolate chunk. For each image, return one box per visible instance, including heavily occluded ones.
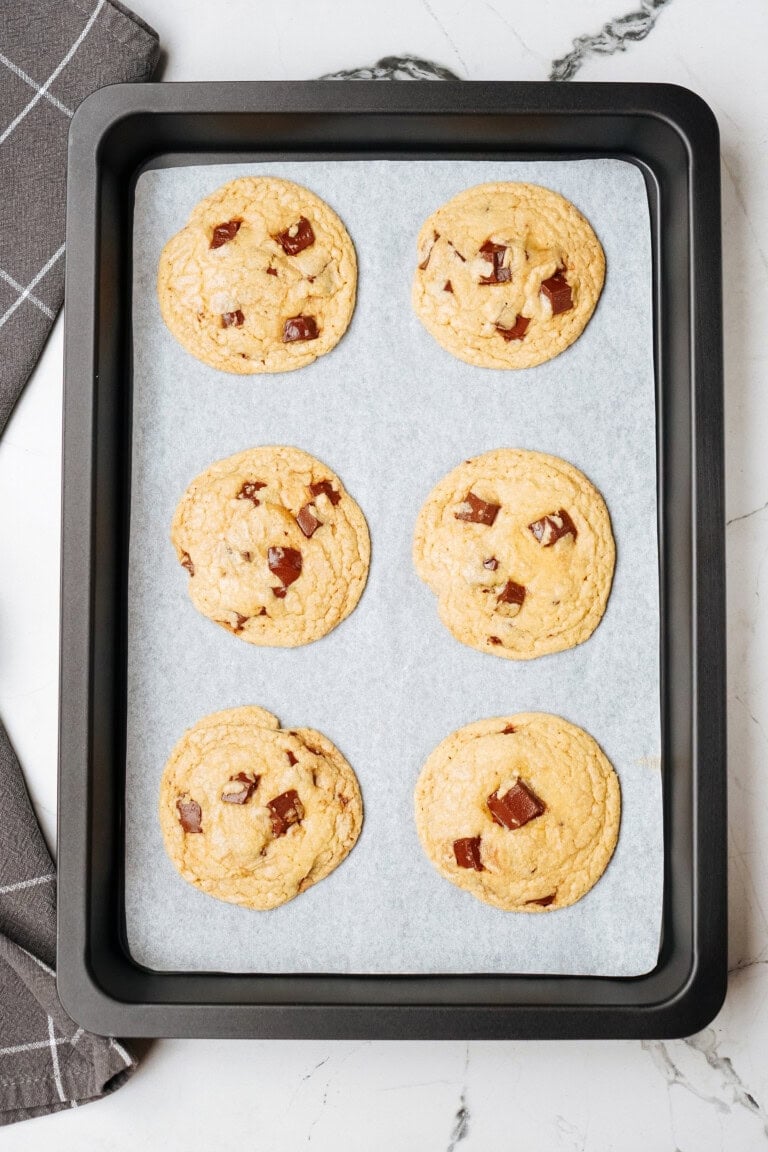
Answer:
[221,772,260,804]
[283,315,318,343]
[276,216,315,256]
[180,551,195,576]
[447,240,466,262]
[479,239,511,285]
[444,280,454,293]
[232,613,249,634]
[176,797,202,833]
[541,272,573,314]
[526,892,556,907]
[483,557,499,571]
[497,580,526,606]
[266,266,278,276]
[237,480,266,506]
[309,479,341,506]
[210,220,241,249]
[286,750,298,767]
[488,636,503,645]
[257,607,268,616]
[528,508,577,547]
[272,587,287,599]
[221,309,245,328]
[268,546,302,589]
[418,230,440,270]
[501,724,516,734]
[453,836,484,871]
[296,503,321,538]
[455,492,500,526]
[487,781,545,830]
[268,789,305,836]
[496,314,529,342]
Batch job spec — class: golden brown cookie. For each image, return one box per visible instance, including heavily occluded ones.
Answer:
[171,445,370,647]
[413,449,615,660]
[159,706,363,910]
[412,182,605,368]
[158,176,357,373]
[414,713,620,911]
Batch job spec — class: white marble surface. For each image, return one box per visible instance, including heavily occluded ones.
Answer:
[1,0,767,1146]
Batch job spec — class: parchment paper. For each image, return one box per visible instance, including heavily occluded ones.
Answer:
[126,159,662,976]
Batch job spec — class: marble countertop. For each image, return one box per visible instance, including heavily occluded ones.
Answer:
[1,0,766,1147]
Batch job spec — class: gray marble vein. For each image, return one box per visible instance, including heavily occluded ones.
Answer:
[320,55,460,81]
[643,1035,768,1134]
[728,499,768,526]
[550,0,673,81]
[446,1044,471,1151]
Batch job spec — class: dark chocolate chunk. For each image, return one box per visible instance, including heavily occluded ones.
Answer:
[479,239,511,285]
[237,480,266,506]
[180,551,195,576]
[282,315,319,343]
[268,546,302,589]
[221,309,244,328]
[286,750,298,767]
[487,781,545,830]
[541,272,573,314]
[528,508,577,547]
[483,557,499,571]
[447,240,466,262]
[444,280,454,293]
[210,220,241,249]
[455,491,500,526]
[272,587,287,599]
[497,580,526,607]
[309,479,341,506]
[232,613,249,634]
[276,216,315,256]
[257,607,268,616]
[453,836,484,871]
[221,772,260,804]
[296,503,321,538]
[418,229,440,270]
[176,797,203,833]
[495,314,530,342]
[526,892,556,907]
[488,636,503,646]
[266,266,278,276]
[268,789,305,836]
[501,724,516,734]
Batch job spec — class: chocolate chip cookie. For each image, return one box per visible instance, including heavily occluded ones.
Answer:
[159,706,363,910]
[415,713,620,911]
[412,182,605,368]
[413,449,615,660]
[171,446,370,646]
[157,177,357,373]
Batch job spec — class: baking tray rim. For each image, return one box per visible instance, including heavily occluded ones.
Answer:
[58,80,725,1040]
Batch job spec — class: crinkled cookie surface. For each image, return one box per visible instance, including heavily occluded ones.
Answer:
[159,706,363,910]
[412,182,605,368]
[414,713,620,911]
[413,448,615,660]
[158,176,357,373]
[171,445,370,647]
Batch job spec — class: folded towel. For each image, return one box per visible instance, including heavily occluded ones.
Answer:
[0,0,158,1124]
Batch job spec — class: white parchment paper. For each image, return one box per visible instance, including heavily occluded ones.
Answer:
[126,159,662,976]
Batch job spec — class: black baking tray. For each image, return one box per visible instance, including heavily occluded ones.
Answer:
[58,81,725,1039]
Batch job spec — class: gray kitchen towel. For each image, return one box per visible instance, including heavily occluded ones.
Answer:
[0,0,160,432]
[0,0,158,1125]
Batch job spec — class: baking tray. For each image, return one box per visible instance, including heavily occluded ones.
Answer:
[58,81,725,1039]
